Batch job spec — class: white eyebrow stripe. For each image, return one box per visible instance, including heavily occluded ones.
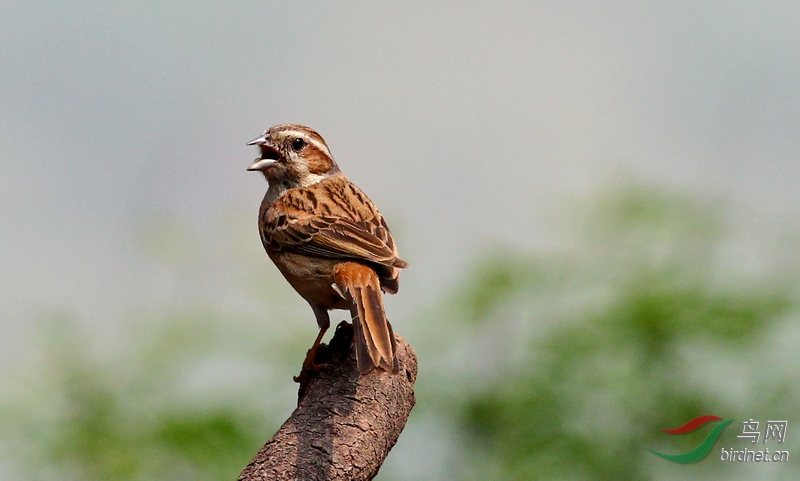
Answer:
[300,133,332,158]
[277,128,333,159]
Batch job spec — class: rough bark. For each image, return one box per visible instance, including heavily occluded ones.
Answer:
[238,321,417,481]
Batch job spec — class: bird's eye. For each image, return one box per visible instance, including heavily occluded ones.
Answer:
[291,137,306,152]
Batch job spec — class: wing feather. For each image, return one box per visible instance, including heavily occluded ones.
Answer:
[261,177,408,269]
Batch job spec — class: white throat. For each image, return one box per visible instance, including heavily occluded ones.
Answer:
[300,173,326,187]
[264,172,328,205]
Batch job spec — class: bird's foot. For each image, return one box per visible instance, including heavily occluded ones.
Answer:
[293,360,334,384]
[293,343,333,384]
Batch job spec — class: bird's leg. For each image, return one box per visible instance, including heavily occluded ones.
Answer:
[304,324,329,367]
[293,305,333,383]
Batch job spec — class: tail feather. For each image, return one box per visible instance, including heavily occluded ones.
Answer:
[335,262,399,374]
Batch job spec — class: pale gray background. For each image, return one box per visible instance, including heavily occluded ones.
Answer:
[1,2,799,475]
[4,1,799,339]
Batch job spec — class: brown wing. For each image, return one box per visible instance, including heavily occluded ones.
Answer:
[260,175,408,269]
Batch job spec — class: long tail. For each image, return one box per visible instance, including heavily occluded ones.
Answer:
[334,262,399,374]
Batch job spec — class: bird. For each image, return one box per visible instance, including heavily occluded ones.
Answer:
[246,124,408,376]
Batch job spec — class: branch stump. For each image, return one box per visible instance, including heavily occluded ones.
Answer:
[238,322,417,481]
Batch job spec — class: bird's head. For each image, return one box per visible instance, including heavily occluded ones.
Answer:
[247,124,340,187]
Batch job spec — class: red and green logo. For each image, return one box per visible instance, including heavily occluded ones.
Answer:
[646,415,734,463]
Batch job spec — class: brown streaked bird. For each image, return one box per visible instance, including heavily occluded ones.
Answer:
[247,124,408,376]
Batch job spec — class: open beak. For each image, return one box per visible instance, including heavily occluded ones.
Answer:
[247,157,276,171]
[246,135,280,171]
[246,134,269,146]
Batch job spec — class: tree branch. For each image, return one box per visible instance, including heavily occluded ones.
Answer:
[238,322,417,481]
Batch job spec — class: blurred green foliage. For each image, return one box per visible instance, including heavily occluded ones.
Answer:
[1,186,797,480]
[3,316,272,481]
[430,186,797,480]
